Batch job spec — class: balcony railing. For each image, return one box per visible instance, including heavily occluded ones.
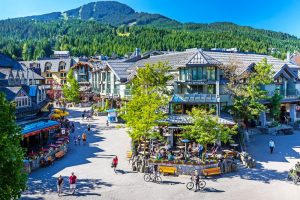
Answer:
[267,89,299,99]
[182,93,219,103]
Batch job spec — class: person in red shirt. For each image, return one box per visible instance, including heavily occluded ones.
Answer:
[69,172,77,194]
[112,156,118,173]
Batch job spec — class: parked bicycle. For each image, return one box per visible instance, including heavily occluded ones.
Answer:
[144,173,162,184]
[186,176,206,190]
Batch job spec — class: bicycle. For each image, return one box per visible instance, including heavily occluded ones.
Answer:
[186,177,206,190]
[144,173,162,184]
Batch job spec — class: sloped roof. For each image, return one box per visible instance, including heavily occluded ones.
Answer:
[0,86,22,101]
[20,58,74,73]
[106,61,135,81]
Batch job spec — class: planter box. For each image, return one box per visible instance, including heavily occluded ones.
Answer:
[148,162,218,175]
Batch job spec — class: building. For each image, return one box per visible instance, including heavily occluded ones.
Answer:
[131,48,300,125]
[20,58,75,99]
[0,53,48,119]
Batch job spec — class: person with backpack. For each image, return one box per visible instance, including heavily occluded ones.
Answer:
[69,172,77,195]
[112,156,118,173]
[57,175,64,196]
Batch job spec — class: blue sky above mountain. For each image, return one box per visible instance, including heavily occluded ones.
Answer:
[1,0,300,37]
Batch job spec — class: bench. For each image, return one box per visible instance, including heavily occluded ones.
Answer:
[202,167,221,177]
[55,151,65,159]
[127,151,133,159]
[159,166,177,175]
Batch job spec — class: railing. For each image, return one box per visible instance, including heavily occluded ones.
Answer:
[266,89,299,99]
[182,93,219,103]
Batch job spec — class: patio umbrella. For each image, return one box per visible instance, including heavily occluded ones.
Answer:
[181,139,190,160]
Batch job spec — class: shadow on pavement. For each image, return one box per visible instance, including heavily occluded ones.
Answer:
[201,187,225,193]
[22,108,113,196]
[161,180,185,185]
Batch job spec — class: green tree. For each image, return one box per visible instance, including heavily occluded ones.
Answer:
[62,68,80,103]
[121,62,173,148]
[270,89,282,122]
[222,58,274,125]
[181,108,237,160]
[0,93,27,199]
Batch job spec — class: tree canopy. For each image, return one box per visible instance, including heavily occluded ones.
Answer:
[0,92,27,200]
[0,19,299,60]
[181,108,237,160]
[121,62,173,144]
[62,68,80,103]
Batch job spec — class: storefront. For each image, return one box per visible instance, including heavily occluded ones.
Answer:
[21,120,60,152]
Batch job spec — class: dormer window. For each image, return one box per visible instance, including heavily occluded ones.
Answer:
[59,61,66,71]
[45,62,52,71]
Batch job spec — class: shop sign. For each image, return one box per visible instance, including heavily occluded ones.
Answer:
[296,106,300,111]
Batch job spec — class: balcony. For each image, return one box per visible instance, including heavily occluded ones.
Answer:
[267,89,299,99]
[181,93,220,103]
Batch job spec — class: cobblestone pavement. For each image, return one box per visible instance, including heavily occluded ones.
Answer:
[21,107,300,200]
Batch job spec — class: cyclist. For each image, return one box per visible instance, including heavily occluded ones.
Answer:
[193,170,200,192]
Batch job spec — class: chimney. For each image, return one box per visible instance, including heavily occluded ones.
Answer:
[287,51,291,62]
[32,70,35,85]
[26,68,29,86]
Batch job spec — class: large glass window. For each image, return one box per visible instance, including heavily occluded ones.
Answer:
[207,67,216,80]
[192,67,198,80]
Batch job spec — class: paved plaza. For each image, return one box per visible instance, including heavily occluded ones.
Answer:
[21,107,300,200]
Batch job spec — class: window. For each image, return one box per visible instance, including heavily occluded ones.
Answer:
[15,96,31,108]
[60,73,66,77]
[45,62,52,71]
[107,72,111,82]
[207,85,216,94]
[206,66,216,80]
[180,69,187,81]
[59,62,66,71]
[46,73,52,78]
[60,80,66,85]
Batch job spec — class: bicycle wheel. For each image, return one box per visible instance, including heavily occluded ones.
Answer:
[144,174,151,182]
[155,176,162,184]
[199,180,206,189]
[186,182,194,190]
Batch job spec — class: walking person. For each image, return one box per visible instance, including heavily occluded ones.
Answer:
[112,156,118,173]
[57,175,64,196]
[269,139,275,154]
[82,132,87,145]
[87,124,91,133]
[69,172,77,195]
[73,136,77,145]
[198,144,203,159]
[77,135,81,145]
[71,122,75,133]
[106,120,109,127]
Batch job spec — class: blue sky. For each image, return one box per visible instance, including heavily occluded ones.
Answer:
[1,0,300,37]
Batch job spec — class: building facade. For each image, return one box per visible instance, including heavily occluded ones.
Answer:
[20,58,75,99]
[0,53,48,119]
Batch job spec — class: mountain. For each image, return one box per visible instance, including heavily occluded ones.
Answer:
[23,1,180,27]
[0,1,300,61]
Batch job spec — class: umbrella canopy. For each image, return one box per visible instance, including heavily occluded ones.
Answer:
[181,139,190,143]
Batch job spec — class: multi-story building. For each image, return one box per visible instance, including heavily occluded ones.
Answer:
[131,48,300,125]
[20,58,75,99]
[0,53,48,119]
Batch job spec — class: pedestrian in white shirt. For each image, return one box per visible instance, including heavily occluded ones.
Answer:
[269,139,275,154]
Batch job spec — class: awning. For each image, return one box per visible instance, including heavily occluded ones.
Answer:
[21,120,60,137]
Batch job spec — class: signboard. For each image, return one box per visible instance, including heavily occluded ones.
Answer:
[61,128,66,135]
[296,106,300,111]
